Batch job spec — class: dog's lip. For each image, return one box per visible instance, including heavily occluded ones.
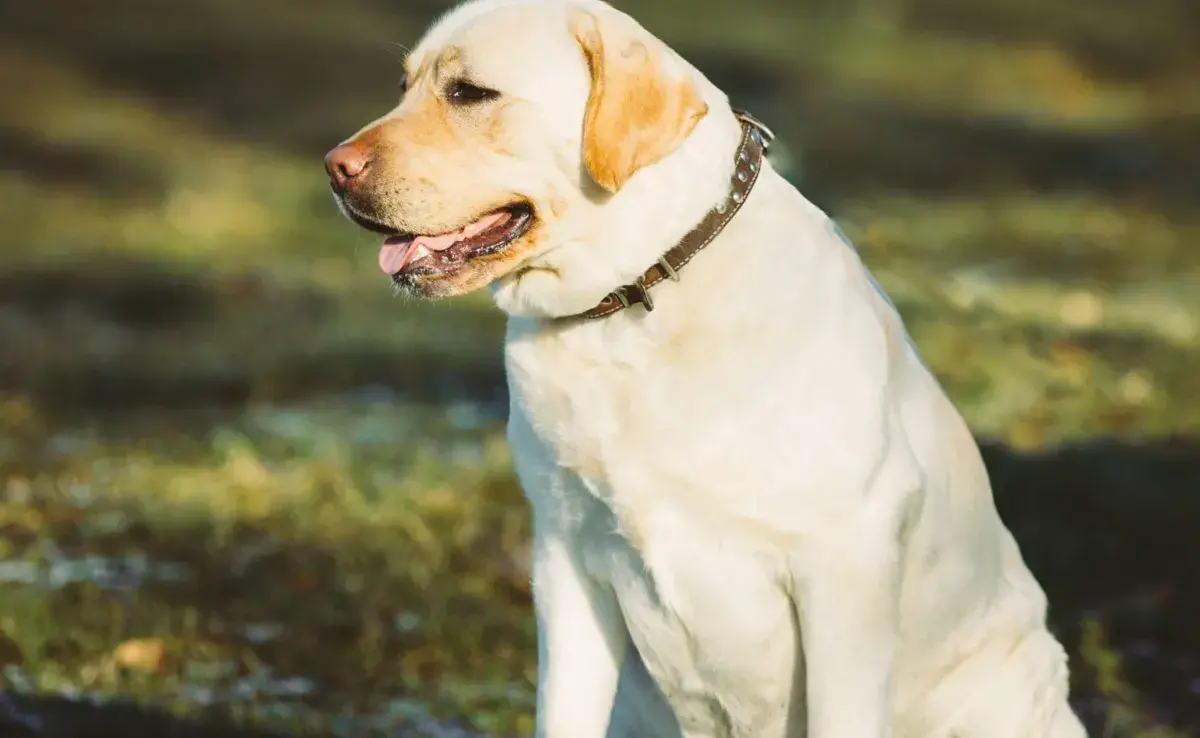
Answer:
[383,202,535,278]
[343,207,402,237]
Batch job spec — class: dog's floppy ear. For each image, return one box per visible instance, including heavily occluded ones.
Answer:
[571,9,709,193]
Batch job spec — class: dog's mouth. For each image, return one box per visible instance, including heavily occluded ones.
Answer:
[365,203,534,279]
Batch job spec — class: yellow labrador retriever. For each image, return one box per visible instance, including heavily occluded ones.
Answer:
[325,1,1088,737]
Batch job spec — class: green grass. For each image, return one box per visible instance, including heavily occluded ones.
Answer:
[1,396,535,735]
[0,0,1196,734]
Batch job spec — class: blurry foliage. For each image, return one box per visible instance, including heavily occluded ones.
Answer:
[0,0,1197,735]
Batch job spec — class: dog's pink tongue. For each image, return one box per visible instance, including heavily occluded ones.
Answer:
[376,211,510,275]
[378,237,419,275]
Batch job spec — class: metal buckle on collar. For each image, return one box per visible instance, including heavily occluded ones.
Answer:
[733,110,775,150]
[616,277,655,312]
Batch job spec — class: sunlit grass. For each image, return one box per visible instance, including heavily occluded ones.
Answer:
[1,395,537,736]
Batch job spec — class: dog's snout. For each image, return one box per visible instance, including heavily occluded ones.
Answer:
[324,142,371,193]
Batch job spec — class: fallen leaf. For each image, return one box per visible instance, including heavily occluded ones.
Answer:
[113,637,166,673]
[1060,290,1103,328]
[291,570,320,591]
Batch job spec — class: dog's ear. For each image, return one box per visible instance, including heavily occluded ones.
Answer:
[571,9,708,193]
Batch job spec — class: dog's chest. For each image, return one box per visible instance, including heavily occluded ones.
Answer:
[506,333,804,736]
[504,320,884,550]
[505,324,770,502]
[504,331,639,480]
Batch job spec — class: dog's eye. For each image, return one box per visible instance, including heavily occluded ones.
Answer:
[446,79,500,105]
[398,71,408,94]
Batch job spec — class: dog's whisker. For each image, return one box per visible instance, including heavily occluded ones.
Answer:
[385,41,411,62]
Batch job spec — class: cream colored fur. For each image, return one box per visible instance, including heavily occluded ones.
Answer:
[337,1,1090,736]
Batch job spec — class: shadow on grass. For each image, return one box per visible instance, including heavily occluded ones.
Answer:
[0,259,507,424]
[0,127,169,203]
[2,0,1197,214]
[0,694,292,738]
[790,103,1200,212]
[984,438,1200,732]
[5,47,1196,220]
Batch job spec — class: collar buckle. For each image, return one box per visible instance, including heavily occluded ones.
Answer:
[733,109,775,150]
[618,277,654,312]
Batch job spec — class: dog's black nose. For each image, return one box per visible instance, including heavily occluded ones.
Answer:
[324,142,371,193]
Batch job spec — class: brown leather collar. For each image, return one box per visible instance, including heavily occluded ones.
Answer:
[565,110,774,321]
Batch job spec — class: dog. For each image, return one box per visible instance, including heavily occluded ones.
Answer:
[324,1,1088,736]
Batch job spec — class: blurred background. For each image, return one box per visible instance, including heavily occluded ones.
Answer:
[0,0,1197,736]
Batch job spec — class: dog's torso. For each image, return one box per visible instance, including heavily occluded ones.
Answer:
[505,169,1078,738]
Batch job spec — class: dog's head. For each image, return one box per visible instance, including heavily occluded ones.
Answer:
[326,0,734,316]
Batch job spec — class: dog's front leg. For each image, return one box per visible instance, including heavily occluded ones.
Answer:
[531,518,628,738]
[791,533,902,738]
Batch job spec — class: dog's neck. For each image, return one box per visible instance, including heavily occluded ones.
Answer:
[490,102,747,319]
[561,112,772,322]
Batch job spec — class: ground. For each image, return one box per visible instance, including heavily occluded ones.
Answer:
[0,0,1197,736]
